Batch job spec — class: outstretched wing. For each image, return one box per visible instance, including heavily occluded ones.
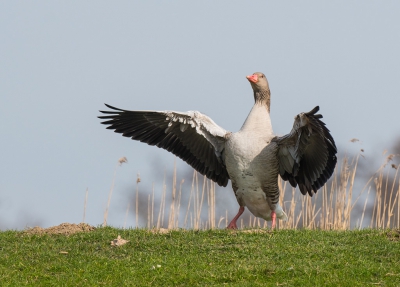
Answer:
[99,104,230,186]
[273,106,337,196]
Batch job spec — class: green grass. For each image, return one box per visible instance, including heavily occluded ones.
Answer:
[1,228,399,286]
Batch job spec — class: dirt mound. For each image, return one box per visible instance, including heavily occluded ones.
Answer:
[25,223,95,235]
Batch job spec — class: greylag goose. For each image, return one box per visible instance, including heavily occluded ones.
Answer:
[99,72,337,228]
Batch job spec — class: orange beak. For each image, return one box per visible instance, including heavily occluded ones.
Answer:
[246,74,258,83]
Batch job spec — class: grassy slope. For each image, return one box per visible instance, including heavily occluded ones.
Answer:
[0,228,399,286]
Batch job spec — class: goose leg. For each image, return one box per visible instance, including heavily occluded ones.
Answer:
[227,206,245,229]
[271,211,276,229]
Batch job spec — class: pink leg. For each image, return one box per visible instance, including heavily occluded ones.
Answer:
[227,206,245,229]
[271,211,276,229]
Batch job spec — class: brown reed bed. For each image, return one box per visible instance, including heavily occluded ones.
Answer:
[97,153,399,230]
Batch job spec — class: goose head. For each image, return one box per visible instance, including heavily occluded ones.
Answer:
[246,72,271,108]
[246,72,270,93]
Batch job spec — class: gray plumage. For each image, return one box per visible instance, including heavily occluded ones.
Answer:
[98,72,337,228]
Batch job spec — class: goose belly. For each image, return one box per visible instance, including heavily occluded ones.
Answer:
[237,185,273,220]
[236,182,287,221]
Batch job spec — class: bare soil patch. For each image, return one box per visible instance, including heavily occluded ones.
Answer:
[24,223,95,236]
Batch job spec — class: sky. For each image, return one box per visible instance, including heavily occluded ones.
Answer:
[1,2,399,230]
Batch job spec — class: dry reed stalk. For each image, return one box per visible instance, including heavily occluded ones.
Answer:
[307,208,321,229]
[218,216,224,228]
[336,157,348,229]
[210,182,215,229]
[311,196,318,229]
[168,160,177,229]
[147,195,151,229]
[378,168,389,228]
[184,170,196,228]
[277,178,285,229]
[135,173,140,228]
[192,173,198,229]
[159,178,167,228]
[328,174,336,229]
[83,188,88,223]
[321,185,327,230]
[104,168,118,225]
[176,179,184,228]
[351,179,373,214]
[343,155,359,228]
[286,188,297,229]
[123,203,130,229]
[207,181,211,228]
[374,168,384,228]
[386,199,393,228]
[386,167,399,228]
[301,195,306,228]
[193,172,200,229]
[295,213,302,229]
[103,167,117,227]
[196,176,207,229]
[359,187,371,229]
[397,180,400,228]
[151,183,155,228]
[103,157,127,227]
[209,181,214,228]
[277,179,283,228]
[371,180,379,229]
[386,182,394,228]
[306,196,312,228]
[156,173,167,229]
[309,196,316,228]
[225,210,228,228]
[326,182,333,230]
[382,168,390,226]
[370,190,378,229]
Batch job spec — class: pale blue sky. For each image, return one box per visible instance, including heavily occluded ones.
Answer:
[1,2,399,229]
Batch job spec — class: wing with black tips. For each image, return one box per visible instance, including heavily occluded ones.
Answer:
[99,104,230,186]
[273,106,337,196]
